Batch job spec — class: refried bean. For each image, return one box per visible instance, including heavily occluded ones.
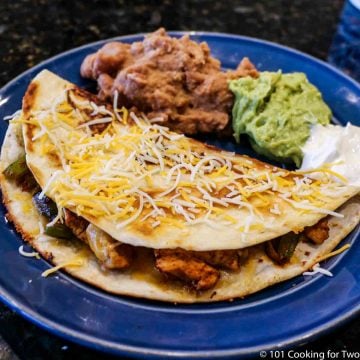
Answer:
[81,28,258,135]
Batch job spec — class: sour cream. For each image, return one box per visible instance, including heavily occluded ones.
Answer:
[300,123,360,187]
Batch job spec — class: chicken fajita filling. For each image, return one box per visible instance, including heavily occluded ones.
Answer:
[3,156,330,291]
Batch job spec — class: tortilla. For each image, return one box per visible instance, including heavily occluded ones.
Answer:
[0,71,359,302]
[1,121,359,302]
[20,70,359,251]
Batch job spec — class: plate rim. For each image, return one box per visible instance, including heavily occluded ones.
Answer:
[1,31,359,92]
[0,31,359,358]
[1,281,360,358]
[0,275,360,359]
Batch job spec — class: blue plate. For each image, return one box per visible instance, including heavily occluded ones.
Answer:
[0,32,359,359]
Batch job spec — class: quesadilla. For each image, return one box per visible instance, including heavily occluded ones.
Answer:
[1,70,359,302]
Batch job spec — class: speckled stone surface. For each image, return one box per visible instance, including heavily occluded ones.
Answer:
[1,0,359,359]
[0,0,349,86]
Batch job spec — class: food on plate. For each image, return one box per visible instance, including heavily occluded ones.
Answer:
[230,71,332,167]
[1,70,359,302]
[80,28,258,135]
[81,28,336,169]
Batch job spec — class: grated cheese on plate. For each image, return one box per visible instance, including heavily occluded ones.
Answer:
[18,245,40,259]
[303,244,351,278]
[303,263,333,277]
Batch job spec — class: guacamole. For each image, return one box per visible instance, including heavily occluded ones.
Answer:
[229,71,332,167]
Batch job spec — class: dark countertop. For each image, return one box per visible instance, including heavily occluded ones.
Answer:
[0,0,351,85]
[1,0,359,359]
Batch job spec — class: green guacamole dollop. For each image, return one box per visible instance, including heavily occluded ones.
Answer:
[229,71,332,167]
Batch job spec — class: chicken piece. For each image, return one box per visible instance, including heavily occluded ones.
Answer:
[191,249,246,271]
[63,209,89,243]
[64,209,133,269]
[304,218,330,244]
[86,224,133,270]
[154,249,220,291]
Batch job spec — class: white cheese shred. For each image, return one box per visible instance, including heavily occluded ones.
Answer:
[303,263,333,277]
[76,117,113,129]
[303,245,351,278]
[18,245,40,259]
[3,109,22,121]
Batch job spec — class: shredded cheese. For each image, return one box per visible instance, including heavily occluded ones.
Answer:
[303,244,351,278]
[18,245,40,259]
[297,167,349,184]
[303,263,333,277]
[41,256,84,277]
[3,109,22,121]
[25,88,353,235]
[317,244,351,263]
[76,117,113,129]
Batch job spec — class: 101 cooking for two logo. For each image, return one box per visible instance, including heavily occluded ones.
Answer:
[259,350,360,359]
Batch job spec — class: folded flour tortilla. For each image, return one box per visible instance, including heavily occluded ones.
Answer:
[0,70,359,302]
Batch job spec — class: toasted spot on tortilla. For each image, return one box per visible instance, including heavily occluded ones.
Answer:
[23,82,38,117]
[47,152,61,167]
[131,221,155,236]
[24,123,36,151]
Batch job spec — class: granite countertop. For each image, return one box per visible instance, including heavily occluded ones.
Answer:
[1,0,359,359]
